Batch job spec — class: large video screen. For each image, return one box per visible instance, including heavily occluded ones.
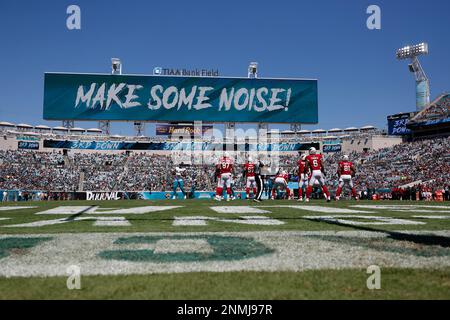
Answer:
[43,73,318,124]
[387,112,414,135]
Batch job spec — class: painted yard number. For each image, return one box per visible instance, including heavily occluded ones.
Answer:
[0,237,52,259]
[303,215,425,226]
[0,205,448,229]
[98,235,274,262]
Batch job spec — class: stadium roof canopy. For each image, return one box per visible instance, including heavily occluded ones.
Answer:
[281,130,295,134]
[312,129,326,133]
[87,128,102,132]
[360,125,376,130]
[0,121,15,127]
[70,127,85,131]
[16,123,33,128]
[328,128,343,132]
[35,125,51,130]
[323,135,338,139]
[53,126,69,131]
[298,130,311,134]
[344,127,359,131]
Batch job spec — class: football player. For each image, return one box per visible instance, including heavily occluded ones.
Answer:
[297,154,309,201]
[272,170,291,200]
[335,154,358,200]
[172,162,187,200]
[215,152,234,201]
[243,157,257,199]
[305,147,331,202]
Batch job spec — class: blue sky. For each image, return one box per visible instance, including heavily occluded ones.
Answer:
[0,0,448,135]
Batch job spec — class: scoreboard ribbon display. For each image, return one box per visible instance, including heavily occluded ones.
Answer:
[43,73,318,124]
[18,141,39,150]
[43,140,319,152]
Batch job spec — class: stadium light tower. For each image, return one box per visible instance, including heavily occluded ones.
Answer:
[248,62,269,141]
[248,62,258,79]
[396,42,430,111]
[110,58,146,136]
[111,58,122,75]
[98,58,123,135]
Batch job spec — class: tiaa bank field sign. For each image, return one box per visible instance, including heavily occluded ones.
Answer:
[43,73,318,124]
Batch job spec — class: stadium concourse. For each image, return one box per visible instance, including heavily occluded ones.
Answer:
[0,125,449,202]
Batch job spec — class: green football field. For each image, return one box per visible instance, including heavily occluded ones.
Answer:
[0,199,449,299]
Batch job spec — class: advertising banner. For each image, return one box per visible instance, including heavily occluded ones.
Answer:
[43,73,318,124]
[43,140,319,152]
[155,124,213,136]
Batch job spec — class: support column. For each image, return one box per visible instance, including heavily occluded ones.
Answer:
[290,123,301,132]
[134,122,146,136]
[62,120,74,129]
[98,121,111,135]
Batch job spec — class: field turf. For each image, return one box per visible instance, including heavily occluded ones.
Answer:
[0,199,449,299]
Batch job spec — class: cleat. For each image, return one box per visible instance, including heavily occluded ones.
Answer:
[172,196,176,200]
[305,198,310,202]
[214,195,222,201]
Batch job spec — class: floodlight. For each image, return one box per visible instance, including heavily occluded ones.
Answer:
[396,43,428,60]
[248,62,258,78]
[111,58,122,75]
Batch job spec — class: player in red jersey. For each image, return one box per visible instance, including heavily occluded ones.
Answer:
[243,157,257,199]
[335,154,358,200]
[297,154,310,201]
[215,153,234,201]
[305,147,331,202]
[272,170,291,200]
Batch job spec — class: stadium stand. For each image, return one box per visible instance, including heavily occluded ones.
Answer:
[407,93,450,138]
[411,93,450,122]
[1,134,449,200]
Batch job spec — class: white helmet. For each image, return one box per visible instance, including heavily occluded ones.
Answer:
[248,156,253,163]
[282,170,287,175]
[309,147,317,155]
[301,155,307,161]
[224,152,230,158]
[343,154,349,161]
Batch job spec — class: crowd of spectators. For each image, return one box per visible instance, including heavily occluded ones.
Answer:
[410,93,449,122]
[0,137,449,200]
[0,150,78,191]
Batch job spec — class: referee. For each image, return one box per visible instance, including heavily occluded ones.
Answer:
[253,158,265,202]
